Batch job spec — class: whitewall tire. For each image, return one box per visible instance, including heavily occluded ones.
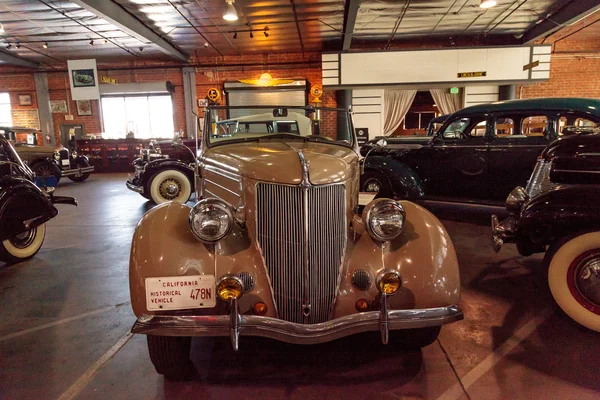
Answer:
[0,224,46,264]
[149,169,192,205]
[547,232,600,332]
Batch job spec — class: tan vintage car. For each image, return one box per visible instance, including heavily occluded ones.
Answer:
[129,106,463,380]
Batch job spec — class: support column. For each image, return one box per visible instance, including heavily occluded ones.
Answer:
[499,85,517,101]
[336,89,352,137]
[182,67,197,138]
[33,72,54,146]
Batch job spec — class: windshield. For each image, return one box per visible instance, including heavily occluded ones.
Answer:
[205,107,355,148]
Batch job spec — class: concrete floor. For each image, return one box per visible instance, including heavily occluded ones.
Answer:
[1,173,598,400]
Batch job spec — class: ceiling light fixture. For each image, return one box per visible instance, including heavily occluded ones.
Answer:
[43,42,48,49]
[223,0,238,21]
[264,29,269,38]
[233,32,237,39]
[15,43,20,49]
[89,40,94,46]
[0,23,4,34]
[6,43,11,50]
[102,39,107,44]
[479,0,497,8]
[249,31,254,39]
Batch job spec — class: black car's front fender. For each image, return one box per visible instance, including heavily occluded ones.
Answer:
[140,159,195,187]
[363,155,424,198]
[518,185,600,245]
[0,176,58,241]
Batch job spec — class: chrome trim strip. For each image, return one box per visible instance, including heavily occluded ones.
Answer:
[553,169,600,174]
[203,164,242,182]
[578,152,600,157]
[131,305,464,344]
[203,178,241,198]
[126,181,144,194]
[200,157,240,174]
[297,150,311,188]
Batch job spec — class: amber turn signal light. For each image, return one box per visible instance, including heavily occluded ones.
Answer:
[253,302,268,315]
[355,299,369,312]
[216,275,244,302]
[376,270,402,295]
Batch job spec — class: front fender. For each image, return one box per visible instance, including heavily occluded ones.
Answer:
[519,185,600,244]
[129,202,276,317]
[334,201,460,317]
[364,155,424,198]
[76,154,90,163]
[0,176,57,240]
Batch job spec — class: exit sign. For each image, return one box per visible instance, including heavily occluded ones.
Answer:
[450,87,459,94]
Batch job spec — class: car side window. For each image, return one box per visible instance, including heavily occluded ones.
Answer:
[558,115,600,136]
[441,117,486,139]
[493,115,548,138]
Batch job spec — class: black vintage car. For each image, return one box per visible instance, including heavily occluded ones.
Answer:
[1,127,94,183]
[492,133,600,332]
[361,98,600,205]
[0,134,76,264]
[126,138,196,204]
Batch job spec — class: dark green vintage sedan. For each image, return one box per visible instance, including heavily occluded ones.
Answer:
[361,98,600,205]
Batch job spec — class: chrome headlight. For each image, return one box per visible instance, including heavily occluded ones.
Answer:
[364,199,406,241]
[54,151,60,161]
[189,199,234,243]
[505,186,529,214]
[71,150,77,158]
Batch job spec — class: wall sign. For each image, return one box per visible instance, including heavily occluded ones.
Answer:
[50,100,67,113]
[449,87,459,94]
[67,59,100,100]
[101,76,118,85]
[356,128,369,146]
[457,71,487,78]
[523,60,540,71]
[207,88,220,102]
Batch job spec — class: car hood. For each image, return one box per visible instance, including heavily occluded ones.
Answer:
[202,140,359,185]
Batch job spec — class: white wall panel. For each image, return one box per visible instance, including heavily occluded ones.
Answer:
[464,85,499,107]
[352,89,384,139]
[326,46,550,88]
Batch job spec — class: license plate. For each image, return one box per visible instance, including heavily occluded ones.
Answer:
[145,275,215,311]
[61,159,70,166]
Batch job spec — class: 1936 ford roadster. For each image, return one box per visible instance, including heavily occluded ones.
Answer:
[129,106,463,380]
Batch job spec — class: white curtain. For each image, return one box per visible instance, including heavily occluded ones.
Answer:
[430,89,462,115]
[383,89,417,135]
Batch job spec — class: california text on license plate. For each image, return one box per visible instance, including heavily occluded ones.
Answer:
[145,275,216,311]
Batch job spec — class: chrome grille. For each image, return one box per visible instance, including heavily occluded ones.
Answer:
[526,160,558,198]
[256,183,346,324]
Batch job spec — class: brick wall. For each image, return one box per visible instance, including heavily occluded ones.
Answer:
[0,52,330,145]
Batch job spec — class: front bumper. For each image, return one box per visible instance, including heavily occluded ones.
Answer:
[131,299,463,350]
[126,179,144,194]
[60,165,95,177]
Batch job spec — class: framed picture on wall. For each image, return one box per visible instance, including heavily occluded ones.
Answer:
[71,69,96,88]
[18,94,32,106]
[76,100,92,116]
[50,100,68,113]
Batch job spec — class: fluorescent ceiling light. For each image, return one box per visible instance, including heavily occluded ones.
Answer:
[223,0,238,21]
[480,0,497,8]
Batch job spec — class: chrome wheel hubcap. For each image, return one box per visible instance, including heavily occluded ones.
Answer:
[575,255,600,308]
[159,178,182,200]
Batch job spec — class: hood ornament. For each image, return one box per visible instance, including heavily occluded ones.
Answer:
[297,151,311,189]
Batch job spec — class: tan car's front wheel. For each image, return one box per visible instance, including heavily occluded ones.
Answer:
[147,335,196,381]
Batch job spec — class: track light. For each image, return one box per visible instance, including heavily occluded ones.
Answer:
[89,40,94,46]
[233,32,237,39]
[249,31,254,39]
[102,39,107,44]
[6,43,11,50]
[0,23,4,34]
[15,43,20,49]
[43,42,48,49]
[479,0,497,8]
[223,0,238,21]
[264,30,269,38]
